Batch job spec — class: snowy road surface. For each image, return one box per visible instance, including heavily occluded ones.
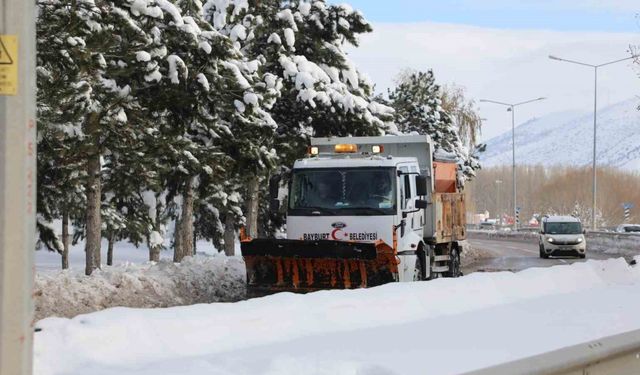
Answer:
[34,257,640,375]
[465,237,613,274]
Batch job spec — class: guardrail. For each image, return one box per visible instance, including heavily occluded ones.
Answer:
[464,328,640,374]
[468,229,640,258]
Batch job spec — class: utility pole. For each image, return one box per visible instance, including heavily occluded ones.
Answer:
[495,179,502,225]
[549,54,637,230]
[0,0,36,373]
[480,97,546,231]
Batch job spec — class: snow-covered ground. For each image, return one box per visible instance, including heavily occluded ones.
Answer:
[34,257,640,375]
[35,240,481,320]
[35,238,235,271]
[34,256,246,320]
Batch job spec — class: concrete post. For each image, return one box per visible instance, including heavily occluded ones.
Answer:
[0,0,36,373]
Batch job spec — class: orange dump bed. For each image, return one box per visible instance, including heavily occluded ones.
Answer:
[433,161,457,193]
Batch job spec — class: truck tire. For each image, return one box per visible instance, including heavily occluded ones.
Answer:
[413,246,427,281]
[445,246,461,278]
[413,256,423,281]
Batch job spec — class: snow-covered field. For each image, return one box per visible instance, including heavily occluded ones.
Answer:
[481,98,640,170]
[34,257,640,375]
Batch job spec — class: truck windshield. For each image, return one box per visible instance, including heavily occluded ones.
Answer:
[288,167,396,216]
[544,222,582,235]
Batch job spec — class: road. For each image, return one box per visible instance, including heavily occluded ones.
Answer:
[464,237,614,274]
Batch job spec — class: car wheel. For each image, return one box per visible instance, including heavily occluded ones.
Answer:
[579,254,586,259]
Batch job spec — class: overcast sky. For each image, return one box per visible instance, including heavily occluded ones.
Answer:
[334,1,640,141]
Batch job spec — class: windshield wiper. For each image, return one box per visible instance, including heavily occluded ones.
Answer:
[347,206,388,214]
[298,206,336,214]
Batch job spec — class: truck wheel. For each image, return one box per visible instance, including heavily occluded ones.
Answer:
[413,247,426,281]
[445,247,461,278]
[413,256,423,281]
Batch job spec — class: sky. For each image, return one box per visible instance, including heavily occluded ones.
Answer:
[335,1,640,32]
[333,1,640,141]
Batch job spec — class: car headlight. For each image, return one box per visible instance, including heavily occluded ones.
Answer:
[577,238,583,243]
[547,237,555,243]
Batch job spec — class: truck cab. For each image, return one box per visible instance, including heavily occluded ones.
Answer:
[287,156,428,281]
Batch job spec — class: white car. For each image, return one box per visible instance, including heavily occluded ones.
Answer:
[616,224,640,234]
[539,215,586,259]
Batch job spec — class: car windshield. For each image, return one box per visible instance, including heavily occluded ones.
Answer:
[288,167,396,216]
[624,225,640,232]
[544,222,582,235]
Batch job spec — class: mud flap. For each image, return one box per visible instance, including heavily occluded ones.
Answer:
[242,239,398,292]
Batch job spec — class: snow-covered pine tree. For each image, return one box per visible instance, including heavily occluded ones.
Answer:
[36,7,89,268]
[205,0,394,239]
[389,69,479,182]
[138,0,276,261]
[37,0,179,274]
[440,84,485,180]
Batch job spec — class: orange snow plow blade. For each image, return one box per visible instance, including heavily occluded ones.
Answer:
[241,238,398,293]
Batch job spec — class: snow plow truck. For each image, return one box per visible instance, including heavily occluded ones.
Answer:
[241,135,466,293]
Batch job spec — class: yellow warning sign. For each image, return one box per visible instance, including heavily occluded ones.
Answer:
[0,35,18,96]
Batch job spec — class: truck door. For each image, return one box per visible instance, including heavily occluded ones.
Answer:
[399,166,423,237]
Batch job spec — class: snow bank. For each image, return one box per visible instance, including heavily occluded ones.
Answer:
[34,258,640,375]
[34,256,245,320]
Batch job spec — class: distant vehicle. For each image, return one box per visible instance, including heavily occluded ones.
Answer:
[616,224,640,234]
[539,215,586,259]
[479,221,496,230]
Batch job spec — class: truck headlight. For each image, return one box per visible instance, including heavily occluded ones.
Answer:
[547,237,555,243]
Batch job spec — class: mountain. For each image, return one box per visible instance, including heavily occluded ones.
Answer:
[480,98,640,171]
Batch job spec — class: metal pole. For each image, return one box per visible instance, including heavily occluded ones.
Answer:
[511,105,517,231]
[592,67,598,230]
[0,0,36,373]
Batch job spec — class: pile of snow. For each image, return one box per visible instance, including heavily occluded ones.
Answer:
[34,256,246,320]
[35,258,640,375]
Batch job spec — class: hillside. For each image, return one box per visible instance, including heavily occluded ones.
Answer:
[481,99,640,171]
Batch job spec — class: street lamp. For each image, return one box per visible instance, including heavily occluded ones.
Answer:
[495,179,503,225]
[480,97,546,230]
[549,54,637,230]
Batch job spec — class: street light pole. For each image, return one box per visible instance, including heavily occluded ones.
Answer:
[495,179,503,225]
[480,97,546,231]
[549,54,636,230]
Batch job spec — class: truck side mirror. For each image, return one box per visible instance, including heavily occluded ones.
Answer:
[416,176,428,196]
[268,175,280,201]
[415,199,428,209]
[270,198,280,213]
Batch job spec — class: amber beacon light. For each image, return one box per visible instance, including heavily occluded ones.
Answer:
[334,144,358,153]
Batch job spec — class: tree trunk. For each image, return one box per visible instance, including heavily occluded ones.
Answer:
[174,178,194,262]
[173,215,182,261]
[61,210,69,270]
[245,176,260,238]
[193,231,197,256]
[107,231,114,266]
[149,200,162,262]
[84,149,101,276]
[224,214,235,256]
